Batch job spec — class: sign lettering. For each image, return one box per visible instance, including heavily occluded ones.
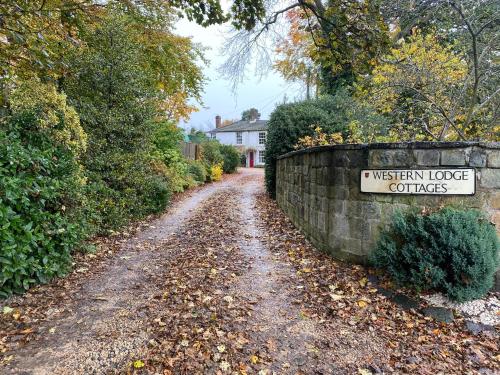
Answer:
[360,168,475,195]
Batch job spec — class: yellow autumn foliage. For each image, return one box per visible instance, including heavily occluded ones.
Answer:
[369,31,469,141]
[294,126,344,149]
[210,163,224,182]
[9,77,87,157]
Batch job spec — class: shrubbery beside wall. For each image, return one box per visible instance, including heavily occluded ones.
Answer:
[276,142,500,296]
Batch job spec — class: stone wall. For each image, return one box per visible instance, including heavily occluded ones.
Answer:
[276,142,500,274]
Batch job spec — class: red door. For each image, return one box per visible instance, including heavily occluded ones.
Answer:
[249,151,254,168]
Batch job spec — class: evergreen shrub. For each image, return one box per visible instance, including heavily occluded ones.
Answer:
[370,207,500,302]
[220,144,240,173]
[188,161,207,184]
[0,113,86,297]
[265,95,350,198]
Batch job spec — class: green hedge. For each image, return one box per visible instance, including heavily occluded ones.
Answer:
[370,207,500,302]
[265,96,350,198]
[220,144,240,173]
[0,114,86,297]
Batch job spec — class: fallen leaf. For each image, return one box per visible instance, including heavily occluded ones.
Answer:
[357,300,368,308]
[2,306,13,314]
[329,293,344,301]
[219,361,230,371]
[133,360,145,368]
[359,277,368,288]
[250,355,259,364]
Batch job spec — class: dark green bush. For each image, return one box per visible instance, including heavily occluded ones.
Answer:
[265,95,350,198]
[265,89,388,198]
[370,207,500,302]
[0,114,86,297]
[188,161,207,184]
[64,16,171,232]
[220,144,240,173]
[200,140,223,167]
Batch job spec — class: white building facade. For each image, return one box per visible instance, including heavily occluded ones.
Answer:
[207,117,267,167]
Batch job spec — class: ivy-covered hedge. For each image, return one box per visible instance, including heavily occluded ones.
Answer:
[370,207,500,302]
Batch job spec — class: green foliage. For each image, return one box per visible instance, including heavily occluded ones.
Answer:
[188,129,209,144]
[0,111,86,297]
[64,15,170,232]
[241,108,261,121]
[265,91,359,197]
[370,208,500,302]
[188,161,207,184]
[220,144,240,173]
[9,78,87,157]
[200,140,224,168]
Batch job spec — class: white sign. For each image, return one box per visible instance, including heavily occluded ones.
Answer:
[360,168,475,195]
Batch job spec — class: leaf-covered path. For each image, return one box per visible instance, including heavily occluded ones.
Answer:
[1,168,498,374]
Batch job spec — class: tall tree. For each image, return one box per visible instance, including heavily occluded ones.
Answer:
[376,0,499,140]
[222,0,389,94]
[241,108,261,121]
[274,9,318,99]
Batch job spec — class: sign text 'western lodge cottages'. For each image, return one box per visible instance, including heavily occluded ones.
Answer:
[360,168,475,195]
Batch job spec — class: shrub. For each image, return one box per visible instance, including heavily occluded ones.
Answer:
[370,207,500,302]
[220,144,240,173]
[64,16,171,232]
[188,160,207,184]
[265,94,350,198]
[0,112,86,297]
[200,140,223,167]
[265,89,388,198]
[210,163,223,182]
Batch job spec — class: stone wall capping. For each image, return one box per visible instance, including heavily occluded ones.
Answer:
[277,141,500,160]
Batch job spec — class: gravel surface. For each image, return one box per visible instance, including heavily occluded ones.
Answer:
[1,168,498,374]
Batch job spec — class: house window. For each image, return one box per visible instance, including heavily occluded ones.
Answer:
[258,150,265,164]
[259,132,266,145]
[236,132,242,144]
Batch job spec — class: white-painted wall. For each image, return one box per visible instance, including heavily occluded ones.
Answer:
[210,130,267,166]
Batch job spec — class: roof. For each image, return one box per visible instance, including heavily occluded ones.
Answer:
[209,119,268,133]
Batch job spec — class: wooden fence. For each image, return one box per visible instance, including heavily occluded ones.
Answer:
[180,142,201,160]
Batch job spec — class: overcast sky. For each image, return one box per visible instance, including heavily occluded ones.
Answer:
[174,16,303,132]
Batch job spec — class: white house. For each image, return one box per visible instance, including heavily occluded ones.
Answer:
[207,115,267,167]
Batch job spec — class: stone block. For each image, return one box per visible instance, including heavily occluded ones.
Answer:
[469,149,487,167]
[491,192,500,210]
[480,169,500,188]
[441,149,467,166]
[369,149,413,167]
[332,151,351,167]
[346,201,381,219]
[330,214,349,237]
[317,212,327,233]
[414,150,440,166]
[487,150,500,168]
[320,151,332,167]
[369,149,391,167]
[330,199,344,214]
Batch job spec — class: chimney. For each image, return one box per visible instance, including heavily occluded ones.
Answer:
[215,115,221,128]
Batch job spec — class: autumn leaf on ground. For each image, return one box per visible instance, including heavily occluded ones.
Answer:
[2,306,14,314]
[133,360,145,368]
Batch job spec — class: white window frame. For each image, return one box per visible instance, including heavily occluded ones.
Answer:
[258,132,266,145]
[236,132,243,145]
[258,150,265,164]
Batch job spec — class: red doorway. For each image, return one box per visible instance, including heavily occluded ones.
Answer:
[249,151,254,168]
